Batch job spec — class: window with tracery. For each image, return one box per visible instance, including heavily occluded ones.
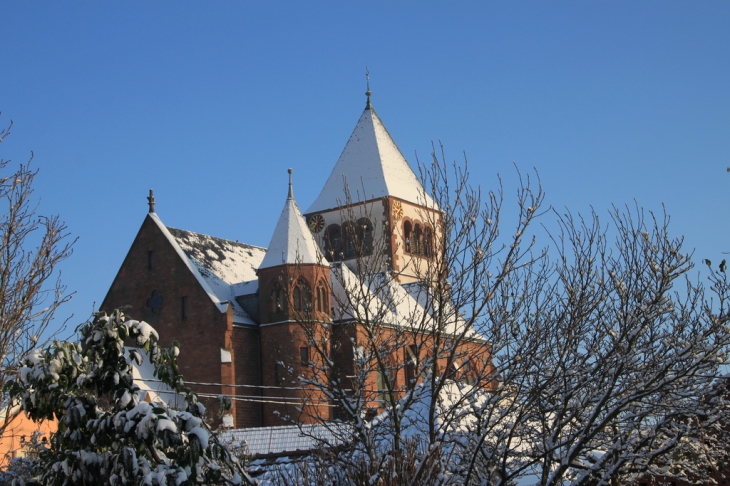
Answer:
[293,278,311,312]
[316,281,328,313]
[270,286,285,313]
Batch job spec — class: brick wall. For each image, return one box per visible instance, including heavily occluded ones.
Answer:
[100,215,236,426]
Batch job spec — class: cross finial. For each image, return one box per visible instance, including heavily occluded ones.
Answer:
[147,189,155,213]
[365,67,372,109]
[287,168,294,200]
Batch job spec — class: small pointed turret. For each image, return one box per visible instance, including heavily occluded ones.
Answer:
[259,169,327,270]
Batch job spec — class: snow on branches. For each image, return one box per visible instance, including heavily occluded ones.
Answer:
[5,309,254,486]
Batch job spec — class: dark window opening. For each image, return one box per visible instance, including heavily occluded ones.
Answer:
[271,286,285,313]
[355,218,374,257]
[300,346,309,366]
[423,227,433,257]
[403,221,412,253]
[413,224,422,255]
[377,369,392,405]
[324,224,342,262]
[147,250,154,270]
[181,296,189,319]
[316,282,328,313]
[293,278,311,312]
[342,221,356,260]
[462,359,476,386]
[405,345,418,389]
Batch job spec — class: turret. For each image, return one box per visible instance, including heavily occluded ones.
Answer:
[257,169,331,425]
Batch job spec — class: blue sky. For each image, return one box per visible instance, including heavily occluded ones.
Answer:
[1,2,729,333]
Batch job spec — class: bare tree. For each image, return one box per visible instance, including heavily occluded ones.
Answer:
[280,142,730,485]
[0,114,74,437]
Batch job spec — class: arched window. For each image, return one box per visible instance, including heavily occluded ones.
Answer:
[403,221,412,253]
[270,286,285,313]
[342,221,357,260]
[324,224,342,262]
[355,218,374,257]
[293,278,311,312]
[316,280,328,314]
[422,226,433,258]
[413,224,422,255]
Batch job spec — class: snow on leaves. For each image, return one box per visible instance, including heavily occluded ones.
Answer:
[5,309,254,486]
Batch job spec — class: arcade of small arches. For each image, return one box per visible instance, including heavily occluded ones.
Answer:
[270,278,329,314]
[318,216,434,262]
[323,217,374,262]
[402,219,433,258]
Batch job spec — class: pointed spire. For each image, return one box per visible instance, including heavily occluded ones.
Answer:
[147,189,155,213]
[365,67,372,110]
[306,101,437,214]
[259,170,328,270]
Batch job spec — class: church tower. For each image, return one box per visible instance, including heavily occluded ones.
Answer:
[303,90,441,284]
[257,170,331,425]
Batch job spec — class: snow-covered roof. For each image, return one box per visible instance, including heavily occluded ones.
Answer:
[306,105,436,213]
[259,184,328,270]
[220,424,348,456]
[331,264,474,338]
[148,213,265,325]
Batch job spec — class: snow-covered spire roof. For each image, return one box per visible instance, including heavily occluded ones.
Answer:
[260,170,328,270]
[306,101,436,213]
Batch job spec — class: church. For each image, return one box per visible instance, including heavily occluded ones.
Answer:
[100,91,492,429]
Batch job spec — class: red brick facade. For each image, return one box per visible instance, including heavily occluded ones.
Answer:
[99,215,262,428]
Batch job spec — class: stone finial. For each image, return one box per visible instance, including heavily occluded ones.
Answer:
[147,189,155,213]
[288,168,294,200]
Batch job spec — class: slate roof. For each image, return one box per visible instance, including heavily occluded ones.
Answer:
[306,105,436,213]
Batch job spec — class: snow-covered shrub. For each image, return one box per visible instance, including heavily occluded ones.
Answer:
[4,308,255,485]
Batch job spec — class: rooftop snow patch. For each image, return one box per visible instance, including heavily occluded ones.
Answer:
[167,227,265,284]
[151,221,265,325]
[306,106,436,213]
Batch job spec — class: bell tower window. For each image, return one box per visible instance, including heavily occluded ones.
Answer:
[403,221,412,253]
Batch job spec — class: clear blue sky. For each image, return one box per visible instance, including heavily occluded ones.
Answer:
[1,2,729,333]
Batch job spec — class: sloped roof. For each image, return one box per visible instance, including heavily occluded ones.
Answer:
[259,184,328,270]
[306,105,436,213]
[220,424,348,456]
[148,213,265,325]
[330,264,475,338]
